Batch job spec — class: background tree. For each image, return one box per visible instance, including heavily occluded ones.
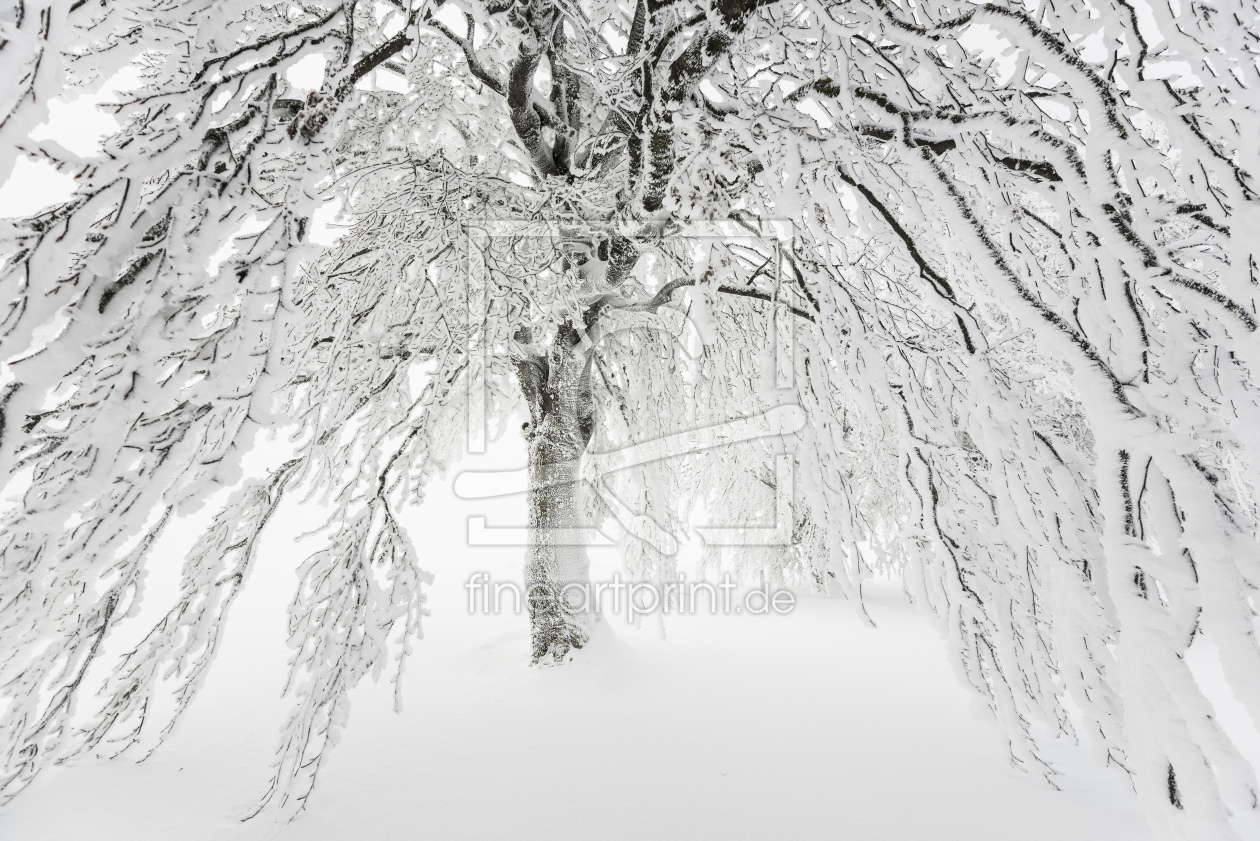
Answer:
[1,0,1258,837]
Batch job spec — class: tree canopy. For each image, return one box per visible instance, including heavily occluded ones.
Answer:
[1,0,1259,836]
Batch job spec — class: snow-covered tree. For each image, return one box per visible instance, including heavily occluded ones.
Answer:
[2,0,1258,837]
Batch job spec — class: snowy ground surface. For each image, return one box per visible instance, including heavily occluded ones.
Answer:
[0,436,1164,841]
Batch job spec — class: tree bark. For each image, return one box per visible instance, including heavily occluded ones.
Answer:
[515,323,597,664]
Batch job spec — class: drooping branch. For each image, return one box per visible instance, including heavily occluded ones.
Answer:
[619,275,816,322]
[423,10,506,96]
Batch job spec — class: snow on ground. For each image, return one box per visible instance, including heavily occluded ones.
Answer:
[0,436,1159,841]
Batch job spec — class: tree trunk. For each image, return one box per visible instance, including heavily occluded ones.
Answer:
[515,323,597,664]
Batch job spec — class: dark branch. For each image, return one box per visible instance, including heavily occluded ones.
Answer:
[424,12,506,96]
